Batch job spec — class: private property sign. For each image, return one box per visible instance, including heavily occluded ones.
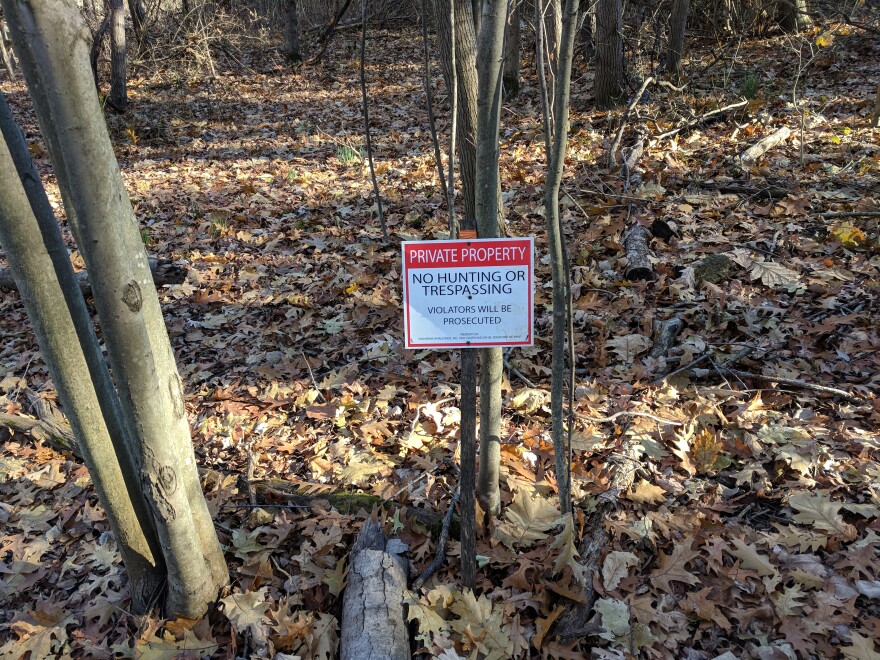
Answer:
[402,237,534,349]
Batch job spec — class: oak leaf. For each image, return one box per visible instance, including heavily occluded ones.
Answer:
[650,537,700,591]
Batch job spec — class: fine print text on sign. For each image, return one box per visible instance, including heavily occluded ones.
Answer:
[402,237,534,349]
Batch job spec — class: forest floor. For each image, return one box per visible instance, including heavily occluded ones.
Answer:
[1,14,879,660]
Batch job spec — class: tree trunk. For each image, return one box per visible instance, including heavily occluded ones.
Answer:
[872,82,880,128]
[127,0,145,40]
[544,0,562,77]
[577,1,596,59]
[594,0,623,109]
[779,0,809,33]
[474,0,508,518]
[472,0,481,34]
[340,521,409,660]
[433,0,479,223]
[666,0,688,78]
[542,0,579,515]
[0,93,165,613]
[108,0,127,111]
[502,0,520,100]
[0,18,14,79]
[283,0,301,63]
[2,0,228,618]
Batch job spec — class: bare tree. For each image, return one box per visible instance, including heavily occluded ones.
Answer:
[108,0,127,110]
[2,0,228,617]
[666,0,689,78]
[503,0,521,99]
[474,0,508,518]
[541,0,580,514]
[284,0,301,63]
[595,0,623,108]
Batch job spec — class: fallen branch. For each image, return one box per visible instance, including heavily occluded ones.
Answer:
[0,257,187,296]
[740,126,791,166]
[818,211,880,219]
[623,225,653,281]
[715,367,867,405]
[655,99,747,140]
[575,410,683,426]
[0,412,76,452]
[412,488,459,591]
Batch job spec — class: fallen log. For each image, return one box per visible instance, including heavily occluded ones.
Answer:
[0,257,187,295]
[623,225,653,281]
[649,316,683,359]
[740,126,791,166]
[340,520,410,660]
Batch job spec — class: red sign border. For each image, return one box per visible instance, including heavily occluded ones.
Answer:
[402,237,534,349]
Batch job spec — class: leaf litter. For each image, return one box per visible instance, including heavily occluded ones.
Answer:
[0,13,879,659]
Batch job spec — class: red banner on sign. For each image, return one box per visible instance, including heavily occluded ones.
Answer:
[403,239,531,269]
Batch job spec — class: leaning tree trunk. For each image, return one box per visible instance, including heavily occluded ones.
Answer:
[474,0,508,518]
[434,0,479,223]
[502,0,520,100]
[595,0,623,109]
[542,0,579,515]
[2,0,228,618]
[108,0,127,111]
[779,0,809,33]
[0,94,165,614]
[666,0,689,78]
[283,0,301,63]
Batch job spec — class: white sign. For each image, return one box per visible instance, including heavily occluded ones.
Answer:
[402,237,534,349]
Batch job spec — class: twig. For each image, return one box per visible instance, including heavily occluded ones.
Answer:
[655,99,747,140]
[503,357,536,388]
[818,212,880,219]
[412,488,460,591]
[359,0,386,239]
[300,351,326,402]
[715,368,867,404]
[575,410,683,426]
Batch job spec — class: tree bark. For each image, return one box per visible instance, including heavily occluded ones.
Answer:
[474,0,508,518]
[433,0,479,223]
[779,0,809,33]
[0,258,188,295]
[2,0,228,618]
[666,0,689,78]
[127,0,145,40]
[542,0,579,515]
[594,0,623,109]
[0,93,164,613]
[0,18,14,79]
[576,1,596,59]
[283,0,301,63]
[623,225,653,281]
[871,81,880,128]
[340,521,409,660]
[108,0,127,111]
[502,0,520,100]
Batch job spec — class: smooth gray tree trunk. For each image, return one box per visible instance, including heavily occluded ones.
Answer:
[595,0,623,109]
[284,0,301,62]
[502,0,521,100]
[2,0,228,618]
[0,94,164,612]
[109,0,127,111]
[474,0,508,518]
[543,0,579,515]
[666,0,689,78]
